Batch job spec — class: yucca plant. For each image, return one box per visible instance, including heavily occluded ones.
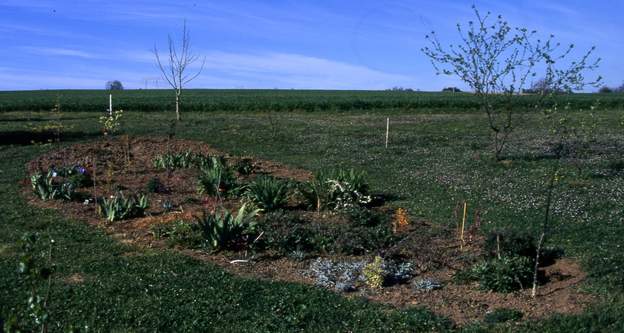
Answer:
[195,203,261,251]
[245,176,289,211]
[98,192,149,222]
[197,160,237,197]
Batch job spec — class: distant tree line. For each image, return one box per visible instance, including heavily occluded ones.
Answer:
[597,83,624,93]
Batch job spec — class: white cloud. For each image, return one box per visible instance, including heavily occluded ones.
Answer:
[21,46,98,59]
[128,50,420,89]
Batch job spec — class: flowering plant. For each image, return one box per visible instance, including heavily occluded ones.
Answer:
[99,109,123,135]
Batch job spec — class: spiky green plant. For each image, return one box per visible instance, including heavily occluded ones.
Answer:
[245,176,289,211]
[196,160,237,197]
[98,192,149,222]
[195,203,260,251]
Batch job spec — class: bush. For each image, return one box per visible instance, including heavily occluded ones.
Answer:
[484,308,523,324]
[471,256,533,293]
[346,206,386,227]
[257,210,394,256]
[330,223,395,255]
[245,176,289,211]
[256,211,315,254]
[98,192,149,222]
[195,204,260,251]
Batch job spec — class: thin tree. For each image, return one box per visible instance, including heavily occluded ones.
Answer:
[422,5,600,159]
[153,20,205,121]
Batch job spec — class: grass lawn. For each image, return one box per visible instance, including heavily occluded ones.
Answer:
[1,108,623,331]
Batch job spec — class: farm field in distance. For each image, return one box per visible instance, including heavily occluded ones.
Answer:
[1,89,624,113]
[1,90,624,332]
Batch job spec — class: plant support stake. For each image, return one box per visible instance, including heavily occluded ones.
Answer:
[460,201,467,250]
[385,117,389,148]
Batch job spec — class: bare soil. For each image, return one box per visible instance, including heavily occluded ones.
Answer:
[23,136,595,325]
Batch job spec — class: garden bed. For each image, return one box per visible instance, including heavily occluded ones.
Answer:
[22,136,594,325]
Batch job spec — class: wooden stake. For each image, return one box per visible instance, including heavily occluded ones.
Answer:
[92,157,98,214]
[460,201,467,250]
[385,117,389,148]
[109,94,113,116]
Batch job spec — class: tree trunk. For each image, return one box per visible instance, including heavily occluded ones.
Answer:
[532,166,558,298]
[175,92,181,121]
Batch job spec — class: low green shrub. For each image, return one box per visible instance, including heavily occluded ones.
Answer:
[483,308,524,324]
[471,256,533,293]
[98,192,149,222]
[257,210,394,256]
[257,211,316,254]
[346,206,386,227]
[245,176,289,211]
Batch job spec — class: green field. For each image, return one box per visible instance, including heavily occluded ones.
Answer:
[1,90,624,331]
[1,89,623,113]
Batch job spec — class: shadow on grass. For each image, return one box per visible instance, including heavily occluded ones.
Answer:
[0,130,100,145]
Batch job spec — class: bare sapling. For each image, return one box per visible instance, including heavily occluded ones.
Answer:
[154,20,205,121]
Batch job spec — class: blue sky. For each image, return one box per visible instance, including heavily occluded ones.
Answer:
[0,0,621,91]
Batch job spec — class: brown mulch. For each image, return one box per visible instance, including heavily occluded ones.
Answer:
[22,136,595,325]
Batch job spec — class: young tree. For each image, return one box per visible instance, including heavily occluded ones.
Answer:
[422,5,600,159]
[153,21,205,121]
